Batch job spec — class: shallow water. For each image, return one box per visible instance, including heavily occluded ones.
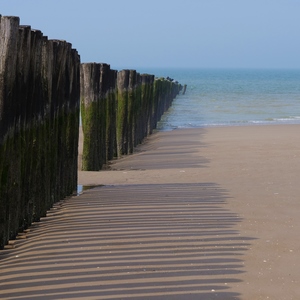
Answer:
[139,68,300,130]
[76,185,104,196]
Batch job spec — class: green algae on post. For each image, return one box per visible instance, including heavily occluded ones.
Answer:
[0,15,80,249]
[80,65,183,171]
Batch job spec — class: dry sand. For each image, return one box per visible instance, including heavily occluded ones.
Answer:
[1,124,300,299]
[79,124,300,299]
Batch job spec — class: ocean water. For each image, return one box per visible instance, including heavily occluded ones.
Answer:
[141,68,300,130]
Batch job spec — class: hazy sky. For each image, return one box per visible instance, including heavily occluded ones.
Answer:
[1,0,300,70]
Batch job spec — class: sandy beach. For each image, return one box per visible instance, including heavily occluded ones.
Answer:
[79,124,300,299]
[1,124,300,299]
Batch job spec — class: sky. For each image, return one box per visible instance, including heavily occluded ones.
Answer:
[1,0,300,70]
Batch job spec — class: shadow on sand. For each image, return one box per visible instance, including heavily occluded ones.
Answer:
[0,182,255,299]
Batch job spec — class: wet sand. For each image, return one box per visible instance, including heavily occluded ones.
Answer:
[1,124,300,299]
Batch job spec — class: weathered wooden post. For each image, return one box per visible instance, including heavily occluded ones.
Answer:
[0,16,80,249]
[80,63,101,170]
[116,70,129,157]
[153,77,163,128]
[80,63,115,170]
[67,47,81,190]
[99,63,111,166]
[105,68,117,161]
[0,16,22,249]
[127,70,138,154]
[143,74,155,136]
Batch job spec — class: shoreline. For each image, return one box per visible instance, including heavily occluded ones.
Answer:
[156,121,300,132]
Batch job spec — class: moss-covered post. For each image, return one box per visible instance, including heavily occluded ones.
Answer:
[153,77,163,128]
[143,74,155,135]
[16,25,32,230]
[106,69,117,161]
[40,36,54,216]
[0,16,21,249]
[67,47,80,190]
[116,70,129,157]
[99,63,112,166]
[127,70,138,154]
[0,16,80,249]
[133,73,142,147]
[28,29,44,222]
[80,63,101,170]
[55,41,80,198]
[80,63,115,171]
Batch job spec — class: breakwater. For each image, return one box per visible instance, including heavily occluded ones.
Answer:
[80,64,182,170]
[0,16,80,249]
[0,15,183,249]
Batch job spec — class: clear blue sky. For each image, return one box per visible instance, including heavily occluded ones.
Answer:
[1,0,300,70]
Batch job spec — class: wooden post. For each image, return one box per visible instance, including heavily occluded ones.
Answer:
[0,16,80,249]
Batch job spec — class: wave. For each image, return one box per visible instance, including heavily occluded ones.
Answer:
[155,69,300,130]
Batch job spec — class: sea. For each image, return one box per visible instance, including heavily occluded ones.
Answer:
[139,68,300,131]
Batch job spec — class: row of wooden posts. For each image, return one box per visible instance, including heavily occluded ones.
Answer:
[80,64,182,171]
[0,16,184,249]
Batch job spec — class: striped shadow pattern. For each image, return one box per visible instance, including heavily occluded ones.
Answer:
[0,183,254,299]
